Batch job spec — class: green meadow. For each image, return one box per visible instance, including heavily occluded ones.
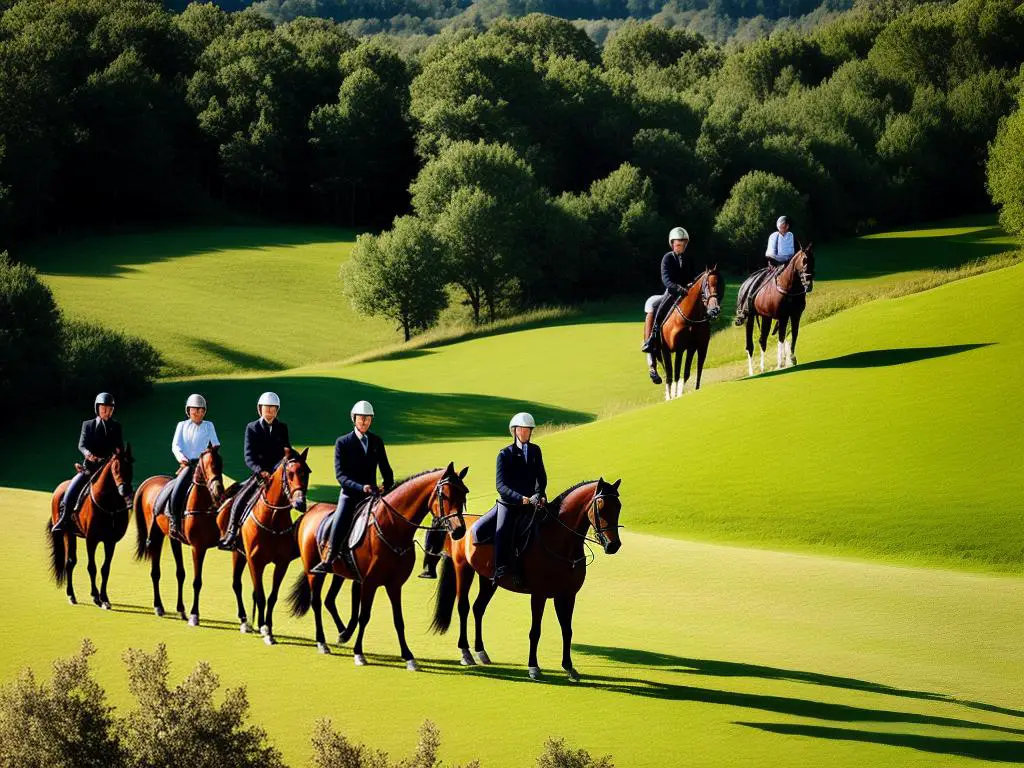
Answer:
[1,217,1022,766]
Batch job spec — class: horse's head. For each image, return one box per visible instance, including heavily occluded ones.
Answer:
[702,265,725,320]
[430,462,469,541]
[796,244,815,293]
[589,477,623,555]
[110,444,135,507]
[194,442,225,504]
[277,446,311,513]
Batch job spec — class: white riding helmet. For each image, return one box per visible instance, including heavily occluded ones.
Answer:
[257,391,281,414]
[185,393,207,413]
[509,411,536,435]
[668,226,690,244]
[350,400,375,422]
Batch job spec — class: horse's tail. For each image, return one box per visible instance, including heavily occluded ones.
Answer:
[288,572,312,617]
[133,486,152,561]
[47,520,66,586]
[429,556,457,635]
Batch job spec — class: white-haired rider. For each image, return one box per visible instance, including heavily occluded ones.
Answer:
[168,394,220,537]
[641,227,697,384]
[311,400,394,575]
[766,215,795,267]
[218,392,292,550]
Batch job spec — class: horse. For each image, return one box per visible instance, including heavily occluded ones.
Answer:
[738,245,815,374]
[654,267,724,401]
[48,446,135,608]
[431,477,622,681]
[289,463,469,668]
[132,444,225,624]
[216,447,310,644]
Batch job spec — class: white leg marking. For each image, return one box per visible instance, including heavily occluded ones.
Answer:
[747,352,754,377]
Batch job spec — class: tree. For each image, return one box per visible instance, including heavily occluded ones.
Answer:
[602,20,706,74]
[987,100,1024,236]
[0,252,61,408]
[713,171,808,270]
[344,216,449,340]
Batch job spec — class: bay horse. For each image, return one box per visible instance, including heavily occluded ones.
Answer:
[289,463,469,668]
[431,477,622,681]
[655,267,724,401]
[132,444,225,624]
[216,447,310,644]
[48,446,135,608]
[739,245,815,374]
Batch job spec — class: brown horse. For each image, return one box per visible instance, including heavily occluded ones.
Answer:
[431,477,622,681]
[216,447,310,644]
[289,463,469,668]
[48,446,135,608]
[132,444,225,624]
[739,245,815,374]
[655,267,724,401]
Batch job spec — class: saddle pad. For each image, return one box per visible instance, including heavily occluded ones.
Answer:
[471,503,533,548]
[154,480,176,519]
[69,479,91,514]
[314,497,374,551]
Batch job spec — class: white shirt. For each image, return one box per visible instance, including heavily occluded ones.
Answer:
[766,231,795,260]
[172,420,220,463]
[354,428,369,453]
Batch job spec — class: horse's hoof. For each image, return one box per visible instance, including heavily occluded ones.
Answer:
[353,654,367,666]
[565,666,581,682]
[259,625,271,637]
[101,601,111,611]
[93,596,102,607]
[154,606,164,617]
[240,621,252,633]
[177,611,187,621]
[406,659,419,672]
[188,614,199,627]
[337,633,347,646]
[68,595,77,606]
[476,650,492,665]
[528,666,542,680]
[460,650,476,666]
[317,642,331,655]
[263,634,275,646]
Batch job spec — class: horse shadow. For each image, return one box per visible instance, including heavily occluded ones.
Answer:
[758,343,994,378]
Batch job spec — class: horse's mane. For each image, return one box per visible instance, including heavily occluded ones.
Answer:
[550,479,597,511]
[392,467,444,490]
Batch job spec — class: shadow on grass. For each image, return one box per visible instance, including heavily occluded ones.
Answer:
[757,343,993,378]
[738,722,1024,762]
[192,339,285,372]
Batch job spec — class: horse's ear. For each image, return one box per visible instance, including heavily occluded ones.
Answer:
[597,476,604,486]
[459,466,469,479]
[300,447,309,460]
[612,478,622,490]
[446,461,454,473]
[711,263,718,271]
[114,446,121,455]
[208,441,217,452]
[283,446,292,457]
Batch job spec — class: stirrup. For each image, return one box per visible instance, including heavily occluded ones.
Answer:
[649,367,662,385]
[640,335,657,353]
[217,533,238,551]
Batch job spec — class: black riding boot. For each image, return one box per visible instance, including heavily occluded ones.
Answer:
[311,502,352,575]
[52,499,70,534]
[217,482,251,550]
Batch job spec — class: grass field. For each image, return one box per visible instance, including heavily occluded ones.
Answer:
[3,215,1023,766]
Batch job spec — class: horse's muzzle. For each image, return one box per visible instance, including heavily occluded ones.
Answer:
[451,525,467,541]
[292,492,306,513]
[604,540,621,555]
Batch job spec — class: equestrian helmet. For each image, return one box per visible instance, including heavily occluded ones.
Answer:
[257,391,281,413]
[94,392,115,414]
[351,400,375,422]
[668,227,690,244]
[185,393,207,414]
[509,411,536,435]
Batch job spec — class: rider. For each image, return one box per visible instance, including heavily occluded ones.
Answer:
[218,391,292,550]
[168,394,220,538]
[491,412,547,587]
[735,215,796,325]
[310,400,394,575]
[641,227,696,383]
[53,392,125,533]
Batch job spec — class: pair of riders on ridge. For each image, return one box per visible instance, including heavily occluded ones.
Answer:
[639,216,799,381]
[56,393,548,586]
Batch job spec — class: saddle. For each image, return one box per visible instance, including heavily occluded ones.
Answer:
[738,265,780,317]
[315,496,376,581]
[66,471,93,515]
[471,502,541,557]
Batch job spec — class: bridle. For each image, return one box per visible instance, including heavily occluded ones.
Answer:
[774,249,814,296]
[88,457,133,516]
[542,485,622,567]
[674,271,722,324]
[249,457,309,535]
[183,450,224,517]
[373,474,467,556]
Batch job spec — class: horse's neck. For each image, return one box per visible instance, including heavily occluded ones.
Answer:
[681,274,706,316]
[91,462,114,498]
[382,473,438,536]
[187,481,214,510]
[777,256,800,288]
[548,484,594,547]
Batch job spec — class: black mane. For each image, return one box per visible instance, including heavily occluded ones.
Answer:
[550,479,597,511]
[392,467,445,489]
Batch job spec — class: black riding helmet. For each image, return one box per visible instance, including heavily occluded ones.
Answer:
[94,392,116,415]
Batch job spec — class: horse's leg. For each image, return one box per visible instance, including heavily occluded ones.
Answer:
[231,549,250,631]
[682,347,695,395]
[149,532,166,616]
[777,315,790,370]
[98,539,114,609]
[86,537,100,606]
[695,340,709,390]
[745,314,756,376]
[324,574,347,642]
[262,559,289,645]
[352,584,379,666]
[340,580,360,644]
[758,315,772,373]
[187,545,206,626]
[673,349,685,399]
[660,345,672,401]
[248,558,268,636]
[527,592,547,679]
[790,311,801,366]
[311,573,329,653]
[65,534,78,605]
[554,594,579,681]
[170,539,187,620]
[385,581,417,669]
[472,574,498,664]
[456,561,476,665]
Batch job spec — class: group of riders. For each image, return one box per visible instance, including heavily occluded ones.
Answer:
[55,393,548,586]
[640,215,800,383]
[54,215,799,583]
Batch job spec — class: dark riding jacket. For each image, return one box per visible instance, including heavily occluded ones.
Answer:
[78,418,124,472]
[243,418,292,474]
[661,250,697,295]
[496,442,547,506]
[334,431,394,499]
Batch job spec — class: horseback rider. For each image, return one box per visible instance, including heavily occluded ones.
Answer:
[491,412,547,587]
[641,227,696,384]
[310,400,394,575]
[218,392,292,551]
[53,392,125,534]
[735,215,797,325]
[168,394,220,538]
